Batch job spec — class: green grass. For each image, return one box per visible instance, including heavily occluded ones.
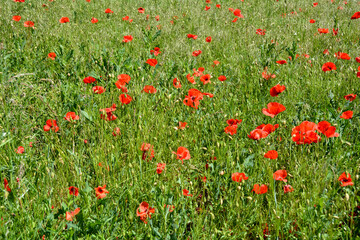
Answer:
[0,0,359,239]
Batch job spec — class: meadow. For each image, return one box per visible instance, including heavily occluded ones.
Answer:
[0,0,360,239]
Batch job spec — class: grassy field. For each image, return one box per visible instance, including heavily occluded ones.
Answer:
[0,0,360,239]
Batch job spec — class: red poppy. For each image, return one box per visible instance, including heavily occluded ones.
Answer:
[205,6,211,11]
[83,76,96,84]
[231,172,248,182]
[138,7,145,13]
[338,172,354,187]
[248,129,269,140]
[262,102,286,118]
[212,60,220,67]
[4,178,11,192]
[192,50,202,57]
[137,202,155,224]
[351,12,360,19]
[183,89,213,109]
[14,0,25,2]
[318,28,329,34]
[187,34,198,40]
[264,150,278,159]
[146,59,158,67]
[224,125,238,135]
[317,121,339,138]
[344,94,356,101]
[24,21,34,28]
[122,16,129,21]
[155,15,160,21]
[233,9,244,18]
[69,186,79,196]
[164,204,175,212]
[173,147,190,164]
[43,119,59,132]
[257,123,279,134]
[66,208,80,221]
[186,74,196,84]
[92,86,105,94]
[100,104,117,121]
[332,28,338,36]
[123,35,133,43]
[175,122,187,130]
[94,185,109,199]
[309,19,315,23]
[216,4,221,8]
[313,2,318,7]
[292,121,321,144]
[205,36,212,42]
[105,8,113,14]
[119,94,132,105]
[252,184,268,194]
[183,189,193,197]
[334,52,350,60]
[64,112,79,121]
[59,17,70,23]
[173,78,181,88]
[142,85,157,93]
[115,74,131,88]
[141,143,155,161]
[112,127,121,136]
[16,146,25,154]
[270,84,286,97]
[276,60,287,65]
[273,170,287,182]
[12,15,21,21]
[323,49,329,55]
[262,68,276,80]
[322,62,336,72]
[200,74,211,85]
[48,52,56,60]
[218,75,226,81]
[284,185,294,193]
[150,47,161,56]
[340,110,353,119]
[156,163,166,174]
[193,67,204,77]
[256,29,266,35]
[91,17,98,23]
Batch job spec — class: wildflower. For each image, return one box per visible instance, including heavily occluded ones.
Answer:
[94,185,109,199]
[231,172,248,182]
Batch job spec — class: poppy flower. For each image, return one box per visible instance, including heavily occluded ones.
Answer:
[322,62,337,72]
[138,7,145,13]
[351,12,360,19]
[309,19,315,23]
[16,146,25,154]
[12,15,21,21]
[122,16,129,21]
[183,189,193,197]
[205,6,211,11]
[344,94,356,101]
[233,9,244,18]
[200,74,211,85]
[173,147,190,164]
[276,60,287,65]
[340,110,353,119]
[146,59,158,67]
[141,143,155,161]
[94,185,109,199]
[105,8,113,14]
[323,49,329,55]
[248,129,269,140]
[156,163,166,174]
[224,125,238,135]
[218,75,226,81]
[186,74,196,84]
[66,208,80,221]
[48,52,56,60]
[183,88,212,109]
[273,170,287,182]
[227,119,242,126]
[252,184,268,194]
[193,67,204,77]
[212,60,220,67]
[64,112,79,121]
[115,74,131,88]
[4,178,11,192]
[100,104,117,121]
[262,102,286,118]
[332,28,338,36]
[137,202,155,224]
[262,68,276,80]
[91,17,98,23]
[112,127,121,136]
[187,34,198,40]
[92,86,105,94]
[119,94,132,105]
[270,84,286,97]
[142,85,157,93]
[155,15,160,21]
[83,76,96,84]
[334,51,350,60]
[150,47,161,56]
[24,21,34,28]
[59,17,70,23]
[69,186,79,196]
[173,78,181,88]
[232,18,238,23]
[256,29,266,35]
[164,204,175,212]
[264,150,278,159]
[192,50,202,57]
[123,35,133,43]
[216,4,221,8]
[318,28,329,34]
[258,124,279,134]
[283,185,294,193]
[205,36,212,42]
[231,172,248,182]
[317,121,339,138]
[43,119,59,132]
[176,121,188,130]
[338,172,354,187]
[313,2,318,7]
[292,121,321,144]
